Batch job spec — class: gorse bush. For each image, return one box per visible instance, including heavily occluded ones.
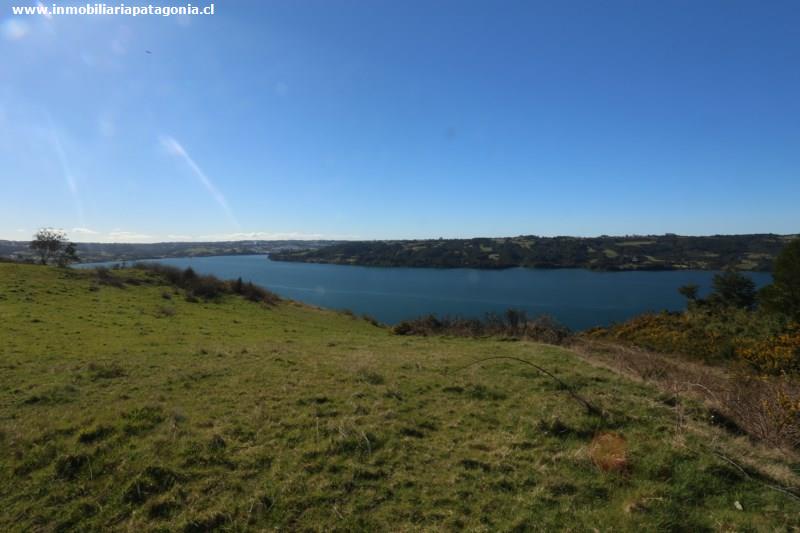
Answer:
[579,327,800,449]
[736,324,800,374]
[589,238,800,374]
[583,242,800,447]
[587,309,797,371]
[586,312,732,362]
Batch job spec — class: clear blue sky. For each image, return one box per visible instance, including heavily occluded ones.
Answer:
[1,0,798,242]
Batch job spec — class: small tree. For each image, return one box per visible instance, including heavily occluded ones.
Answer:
[760,238,800,320]
[709,271,757,310]
[57,242,80,267]
[30,229,70,265]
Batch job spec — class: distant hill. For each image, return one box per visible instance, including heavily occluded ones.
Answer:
[4,234,796,271]
[270,233,798,271]
[0,239,341,264]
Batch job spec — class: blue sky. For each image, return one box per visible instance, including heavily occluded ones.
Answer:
[1,0,798,242]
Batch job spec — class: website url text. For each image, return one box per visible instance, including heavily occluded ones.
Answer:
[11,3,215,17]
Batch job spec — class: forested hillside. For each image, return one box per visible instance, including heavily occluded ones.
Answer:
[272,234,797,271]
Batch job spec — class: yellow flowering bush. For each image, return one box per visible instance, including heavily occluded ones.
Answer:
[587,311,733,361]
[589,309,799,373]
[736,323,800,374]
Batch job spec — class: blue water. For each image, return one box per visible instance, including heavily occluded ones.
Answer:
[77,255,772,330]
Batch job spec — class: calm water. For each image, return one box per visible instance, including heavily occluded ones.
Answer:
[78,255,771,330]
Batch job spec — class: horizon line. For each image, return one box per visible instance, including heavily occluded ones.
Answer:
[3,231,799,246]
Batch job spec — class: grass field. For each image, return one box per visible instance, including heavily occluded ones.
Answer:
[1,263,799,531]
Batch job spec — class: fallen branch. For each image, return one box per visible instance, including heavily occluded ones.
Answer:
[707,448,800,503]
[451,355,608,418]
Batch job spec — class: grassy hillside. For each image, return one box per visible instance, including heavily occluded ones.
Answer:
[1,263,799,531]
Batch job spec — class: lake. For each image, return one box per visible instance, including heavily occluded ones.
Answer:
[77,255,771,330]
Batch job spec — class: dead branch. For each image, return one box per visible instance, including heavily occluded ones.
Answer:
[451,355,608,418]
[707,448,800,503]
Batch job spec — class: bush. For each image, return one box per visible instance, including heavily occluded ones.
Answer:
[587,306,796,370]
[231,279,280,305]
[587,312,720,360]
[392,309,572,345]
[131,263,280,305]
[736,323,800,374]
[722,374,800,448]
[188,274,227,300]
[526,315,572,344]
[93,267,126,288]
[393,314,443,336]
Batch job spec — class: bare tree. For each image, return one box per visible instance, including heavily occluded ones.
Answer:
[30,229,77,266]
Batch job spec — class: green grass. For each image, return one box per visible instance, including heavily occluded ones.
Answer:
[1,263,799,531]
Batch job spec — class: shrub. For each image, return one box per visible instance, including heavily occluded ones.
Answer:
[525,315,572,344]
[233,280,280,305]
[131,263,280,305]
[393,314,443,336]
[183,267,197,281]
[137,263,184,285]
[722,374,800,448]
[392,310,571,345]
[578,333,800,449]
[587,308,791,364]
[189,274,227,300]
[736,323,800,374]
[93,267,126,288]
